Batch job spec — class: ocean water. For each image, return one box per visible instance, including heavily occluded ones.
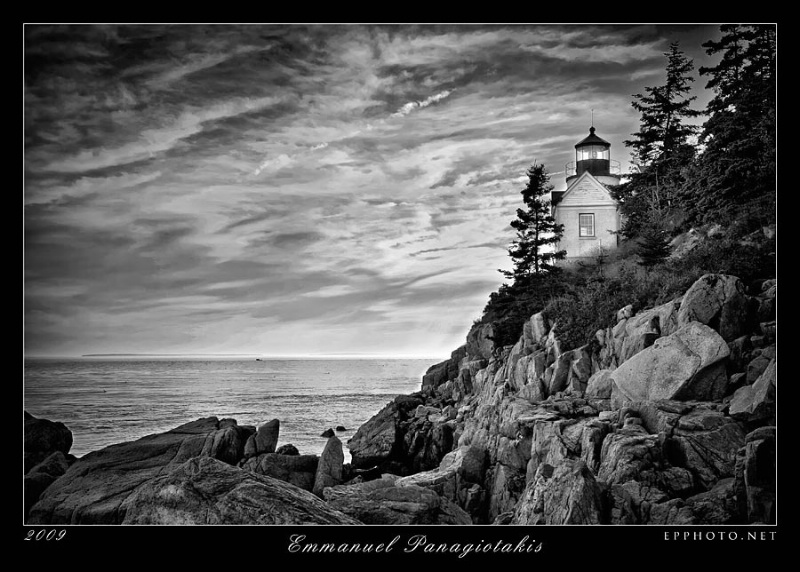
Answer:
[23,357,438,463]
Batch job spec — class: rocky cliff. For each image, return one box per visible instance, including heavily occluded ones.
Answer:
[347,272,776,524]
[24,273,775,526]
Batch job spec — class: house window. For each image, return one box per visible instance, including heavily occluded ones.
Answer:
[579,213,595,237]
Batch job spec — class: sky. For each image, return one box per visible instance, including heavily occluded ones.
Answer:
[24,24,724,359]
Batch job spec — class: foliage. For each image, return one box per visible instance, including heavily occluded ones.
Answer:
[539,228,775,352]
[678,25,776,231]
[482,271,564,348]
[636,214,673,267]
[669,230,776,287]
[613,42,701,238]
[480,163,567,347]
[625,42,702,168]
[501,163,566,280]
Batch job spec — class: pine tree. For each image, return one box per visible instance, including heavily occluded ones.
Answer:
[679,25,776,231]
[613,42,701,237]
[501,163,565,281]
[625,42,702,168]
[636,221,672,267]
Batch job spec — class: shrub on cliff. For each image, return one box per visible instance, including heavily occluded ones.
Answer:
[539,229,775,352]
[482,272,564,348]
[670,230,775,286]
[543,264,672,350]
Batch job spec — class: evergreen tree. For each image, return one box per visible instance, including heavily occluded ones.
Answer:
[625,42,702,168]
[501,163,565,281]
[613,42,701,237]
[679,25,776,231]
[636,217,672,267]
[480,163,567,348]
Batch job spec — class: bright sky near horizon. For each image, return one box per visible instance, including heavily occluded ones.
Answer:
[24,24,723,359]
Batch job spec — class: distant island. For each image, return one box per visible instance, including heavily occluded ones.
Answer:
[80,353,263,357]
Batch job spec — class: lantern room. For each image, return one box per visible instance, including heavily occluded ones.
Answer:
[565,126,620,186]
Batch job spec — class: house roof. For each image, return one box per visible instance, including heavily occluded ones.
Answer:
[552,171,616,207]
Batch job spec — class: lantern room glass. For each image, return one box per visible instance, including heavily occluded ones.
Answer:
[577,145,609,162]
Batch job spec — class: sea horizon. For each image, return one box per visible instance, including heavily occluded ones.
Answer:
[25,353,448,361]
[24,356,439,461]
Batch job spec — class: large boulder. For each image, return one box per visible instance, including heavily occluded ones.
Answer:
[547,351,572,395]
[668,407,746,490]
[24,412,73,473]
[585,369,614,399]
[644,479,740,525]
[322,476,471,524]
[626,400,690,435]
[119,457,361,525]
[394,445,487,520]
[566,345,593,395]
[610,322,730,403]
[487,462,526,521]
[580,420,611,474]
[466,323,496,361]
[734,427,775,523]
[512,460,605,524]
[527,417,576,480]
[403,419,455,473]
[240,453,319,492]
[646,499,697,525]
[597,426,662,486]
[422,361,450,391]
[623,401,745,493]
[348,395,422,471]
[528,312,550,347]
[348,402,401,470]
[681,478,740,524]
[27,417,252,524]
[745,345,774,383]
[422,346,468,391]
[397,445,486,491]
[275,444,300,456]
[254,419,280,455]
[677,274,750,341]
[611,298,682,365]
[204,419,253,465]
[754,281,776,323]
[24,451,71,518]
[729,358,776,424]
[313,436,344,497]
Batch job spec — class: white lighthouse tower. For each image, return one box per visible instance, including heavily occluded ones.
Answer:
[551,125,622,261]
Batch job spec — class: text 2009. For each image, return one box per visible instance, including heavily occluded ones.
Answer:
[24,529,66,541]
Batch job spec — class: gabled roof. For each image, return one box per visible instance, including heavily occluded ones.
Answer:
[552,171,616,207]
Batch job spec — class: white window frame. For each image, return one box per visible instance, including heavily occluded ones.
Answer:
[579,213,595,237]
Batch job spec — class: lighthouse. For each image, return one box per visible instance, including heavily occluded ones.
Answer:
[551,125,622,261]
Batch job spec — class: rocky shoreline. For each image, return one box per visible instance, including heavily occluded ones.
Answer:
[24,273,775,525]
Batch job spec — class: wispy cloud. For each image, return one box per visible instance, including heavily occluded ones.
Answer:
[391,89,454,118]
[35,95,284,174]
[140,45,275,89]
[24,24,722,357]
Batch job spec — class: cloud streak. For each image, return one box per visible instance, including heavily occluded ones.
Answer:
[24,24,723,358]
[391,89,454,118]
